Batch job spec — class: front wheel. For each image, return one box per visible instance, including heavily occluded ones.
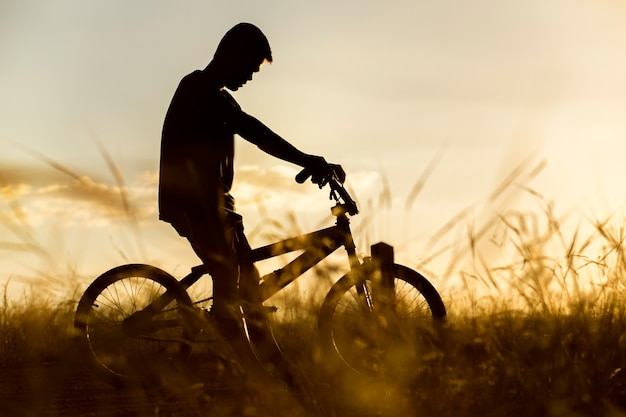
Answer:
[74,264,196,387]
[318,263,446,375]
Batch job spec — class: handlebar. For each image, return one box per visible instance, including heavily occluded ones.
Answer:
[295,168,359,216]
[294,168,313,184]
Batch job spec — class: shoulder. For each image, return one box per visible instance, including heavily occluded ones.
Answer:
[172,71,223,106]
[177,70,208,93]
[181,70,203,83]
[219,90,241,111]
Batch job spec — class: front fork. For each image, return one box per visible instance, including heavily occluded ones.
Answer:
[354,243,399,331]
[352,244,417,374]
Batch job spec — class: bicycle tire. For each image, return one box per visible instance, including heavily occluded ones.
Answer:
[318,263,446,375]
[74,264,195,387]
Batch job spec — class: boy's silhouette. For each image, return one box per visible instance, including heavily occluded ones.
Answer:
[158,23,344,338]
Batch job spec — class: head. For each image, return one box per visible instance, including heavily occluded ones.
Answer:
[213,23,273,91]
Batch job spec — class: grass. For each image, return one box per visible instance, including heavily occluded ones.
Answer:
[0,282,78,367]
[3,234,626,417]
[5,232,626,417]
[4,154,626,415]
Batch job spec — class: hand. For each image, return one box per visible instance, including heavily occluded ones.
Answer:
[328,163,346,184]
[304,156,345,187]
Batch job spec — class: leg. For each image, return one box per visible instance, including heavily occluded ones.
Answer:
[231,220,300,387]
[232,218,261,304]
[170,213,242,339]
[172,213,295,387]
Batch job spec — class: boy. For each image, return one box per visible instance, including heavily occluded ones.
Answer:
[159,23,344,336]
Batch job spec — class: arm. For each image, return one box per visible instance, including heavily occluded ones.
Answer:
[235,112,345,184]
[236,112,314,166]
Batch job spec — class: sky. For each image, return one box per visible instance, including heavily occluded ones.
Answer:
[2,0,626,302]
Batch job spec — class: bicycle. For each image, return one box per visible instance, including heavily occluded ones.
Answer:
[73,170,447,387]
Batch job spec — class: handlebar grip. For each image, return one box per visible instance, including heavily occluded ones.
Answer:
[295,168,312,184]
[296,168,359,215]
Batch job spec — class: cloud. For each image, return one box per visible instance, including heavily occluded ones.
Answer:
[0,162,157,227]
[0,157,385,233]
[236,165,304,193]
[0,183,31,199]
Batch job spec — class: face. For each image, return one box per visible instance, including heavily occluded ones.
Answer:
[224,60,263,91]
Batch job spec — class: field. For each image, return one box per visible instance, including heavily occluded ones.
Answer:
[4,287,626,416]
[4,204,626,417]
[4,160,626,416]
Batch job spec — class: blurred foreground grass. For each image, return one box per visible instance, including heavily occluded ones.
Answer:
[0,284,77,366]
[4,281,626,416]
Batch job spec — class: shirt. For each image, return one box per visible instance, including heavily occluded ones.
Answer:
[158,70,240,224]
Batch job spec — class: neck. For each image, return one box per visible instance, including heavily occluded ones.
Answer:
[201,61,226,89]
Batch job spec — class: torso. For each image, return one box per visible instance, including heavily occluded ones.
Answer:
[158,70,241,222]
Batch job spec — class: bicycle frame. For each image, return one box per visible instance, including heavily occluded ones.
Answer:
[176,208,360,304]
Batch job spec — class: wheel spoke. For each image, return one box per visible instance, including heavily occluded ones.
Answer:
[74,265,195,386]
[319,264,446,375]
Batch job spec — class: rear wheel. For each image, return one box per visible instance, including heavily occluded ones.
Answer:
[74,264,196,387]
[318,263,446,375]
